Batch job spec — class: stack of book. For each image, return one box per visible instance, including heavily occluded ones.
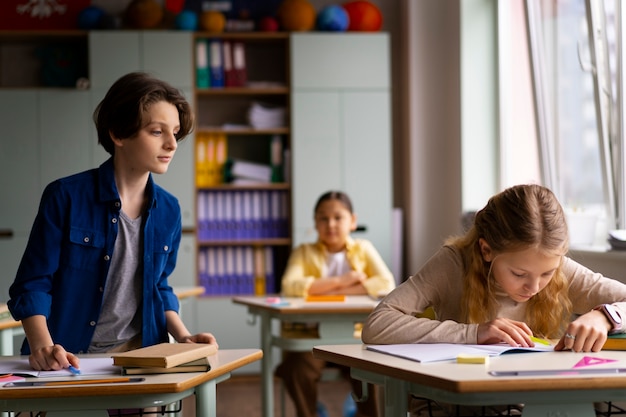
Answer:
[111,343,217,375]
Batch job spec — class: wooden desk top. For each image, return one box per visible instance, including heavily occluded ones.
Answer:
[313,344,626,394]
[0,348,261,400]
[232,295,377,315]
[173,286,205,300]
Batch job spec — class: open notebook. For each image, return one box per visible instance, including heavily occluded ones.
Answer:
[0,357,120,377]
[366,342,554,363]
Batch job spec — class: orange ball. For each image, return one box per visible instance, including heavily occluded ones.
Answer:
[125,0,163,29]
[343,0,383,31]
[200,11,226,33]
[277,0,316,31]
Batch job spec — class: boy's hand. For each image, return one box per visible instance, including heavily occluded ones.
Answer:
[29,344,80,371]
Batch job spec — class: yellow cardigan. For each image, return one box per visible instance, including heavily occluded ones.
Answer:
[280,237,395,297]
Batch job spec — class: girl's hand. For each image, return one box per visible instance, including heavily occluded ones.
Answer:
[338,271,367,288]
[554,310,609,352]
[29,344,79,371]
[179,333,219,348]
[477,318,534,347]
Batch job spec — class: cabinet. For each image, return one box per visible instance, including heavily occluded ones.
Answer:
[291,33,393,266]
[193,32,291,296]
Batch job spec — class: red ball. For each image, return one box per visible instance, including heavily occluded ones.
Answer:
[343,0,383,31]
[259,16,279,32]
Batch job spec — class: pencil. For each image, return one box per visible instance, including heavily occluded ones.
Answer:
[43,377,135,386]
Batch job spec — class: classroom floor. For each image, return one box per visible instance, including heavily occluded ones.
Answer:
[215,374,353,417]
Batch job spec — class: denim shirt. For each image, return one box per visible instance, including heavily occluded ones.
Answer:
[8,158,181,354]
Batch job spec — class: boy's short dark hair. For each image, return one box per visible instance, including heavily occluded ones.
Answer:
[93,72,194,155]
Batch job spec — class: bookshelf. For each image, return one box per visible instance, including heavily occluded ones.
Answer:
[192,31,291,296]
[0,30,88,88]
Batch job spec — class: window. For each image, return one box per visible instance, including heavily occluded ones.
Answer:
[501,0,624,247]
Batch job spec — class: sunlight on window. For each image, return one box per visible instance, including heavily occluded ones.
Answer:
[503,0,620,248]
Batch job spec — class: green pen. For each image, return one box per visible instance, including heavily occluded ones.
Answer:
[530,335,551,346]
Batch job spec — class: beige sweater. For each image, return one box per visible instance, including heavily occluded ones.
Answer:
[362,245,626,344]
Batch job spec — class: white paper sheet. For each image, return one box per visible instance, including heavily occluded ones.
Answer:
[366,343,553,363]
[0,357,121,377]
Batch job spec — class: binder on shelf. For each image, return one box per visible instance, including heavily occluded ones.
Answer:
[234,247,246,294]
[265,246,275,294]
[223,40,237,88]
[242,191,254,239]
[253,246,266,296]
[198,248,208,293]
[195,39,210,88]
[270,190,282,238]
[224,247,236,294]
[270,135,284,183]
[206,248,217,295]
[244,247,255,294]
[214,133,227,184]
[197,191,208,241]
[215,247,226,295]
[260,191,271,238]
[195,133,210,187]
[232,41,247,87]
[209,39,224,88]
[233,191,244,240]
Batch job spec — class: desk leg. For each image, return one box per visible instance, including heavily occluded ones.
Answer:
[522,402,595,417]
[260,310,273,417]
[196,374,232,417]
[0,328,13,356]
[384,377,409,417]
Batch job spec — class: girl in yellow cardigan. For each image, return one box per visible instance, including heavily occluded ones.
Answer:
[275,190,395,417]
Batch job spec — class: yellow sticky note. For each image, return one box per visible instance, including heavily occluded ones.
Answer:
[456,353,489,364]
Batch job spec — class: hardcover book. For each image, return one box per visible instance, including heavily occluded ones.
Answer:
[122,357,211,375]
[603,333,626,350]
[111,343,217,368]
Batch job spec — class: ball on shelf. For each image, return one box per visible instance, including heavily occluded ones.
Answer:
[200,11,226,33]
[125,0,164,29]
[175,10,198,30]
[77,6,106,30]
[259,16,279,32]
[316,5,349,32]
[277,0,316,31]
[343,0,383,31]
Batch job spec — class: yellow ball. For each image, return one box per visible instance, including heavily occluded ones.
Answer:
[200,11,226,33]
[277,0,316,31]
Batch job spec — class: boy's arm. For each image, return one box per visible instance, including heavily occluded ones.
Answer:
[165,310,218,346]
[22,315,78,370]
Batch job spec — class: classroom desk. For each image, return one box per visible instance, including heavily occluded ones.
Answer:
[0,348,261,417]
[232,295,378,417]
[313,344,626,417]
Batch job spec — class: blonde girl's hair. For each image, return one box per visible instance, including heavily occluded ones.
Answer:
[446,184,572,338]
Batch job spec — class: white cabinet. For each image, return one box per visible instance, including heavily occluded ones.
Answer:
[0,90,92,298]
[290,33,393,266]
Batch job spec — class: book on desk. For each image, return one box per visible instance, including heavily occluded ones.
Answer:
[122,356,212,375]
[112,342,216,370]
[603,333,626,350]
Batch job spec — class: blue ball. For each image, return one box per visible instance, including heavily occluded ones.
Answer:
[316,5,349,32]
[77,6,105,30]
[175,10,198,31]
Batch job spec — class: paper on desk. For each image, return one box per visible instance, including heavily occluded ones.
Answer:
[366,343,553,363]
[0,357,121,377]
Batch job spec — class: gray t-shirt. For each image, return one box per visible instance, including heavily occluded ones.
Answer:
[89,211,143,353]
